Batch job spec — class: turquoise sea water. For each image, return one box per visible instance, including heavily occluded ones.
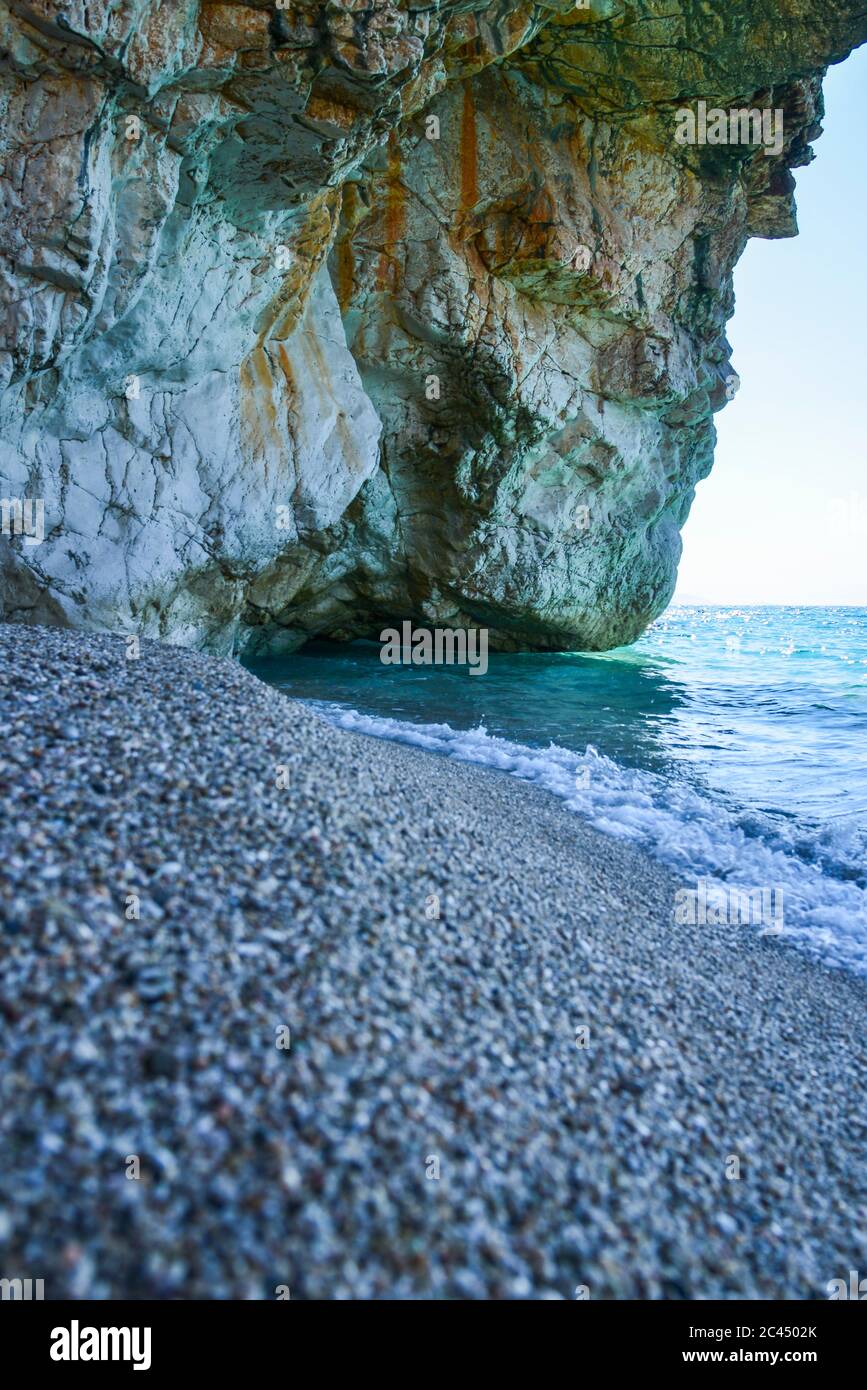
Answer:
[249,606,867,974]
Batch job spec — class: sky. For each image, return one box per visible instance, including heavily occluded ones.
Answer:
[672,44,867,606]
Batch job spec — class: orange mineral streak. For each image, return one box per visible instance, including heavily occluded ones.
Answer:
[276,344,295,392]
[336,234,355,313]
[335,183,373,312]
[459,81,478,216]
[303,324,364,479]
[376,133,405,293]
[239,346,280,476]
[255,188,341,348]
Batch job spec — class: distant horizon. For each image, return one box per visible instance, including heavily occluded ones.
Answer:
[673,45,867,607]
[667,597,866,608]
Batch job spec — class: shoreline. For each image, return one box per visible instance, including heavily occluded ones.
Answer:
[1,623,865,1298]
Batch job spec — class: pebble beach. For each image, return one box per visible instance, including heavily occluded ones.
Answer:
[1,623,866,1299]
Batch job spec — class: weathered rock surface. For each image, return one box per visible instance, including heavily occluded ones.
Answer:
[1,2,865,652]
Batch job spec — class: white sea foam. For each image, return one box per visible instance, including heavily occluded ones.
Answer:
[313,703,867,977]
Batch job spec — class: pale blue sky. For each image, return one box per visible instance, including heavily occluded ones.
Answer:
[674,44,867,606]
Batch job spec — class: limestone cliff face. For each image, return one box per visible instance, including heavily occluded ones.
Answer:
[0,2,864,652]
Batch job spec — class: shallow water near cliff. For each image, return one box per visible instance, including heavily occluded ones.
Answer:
[248,606,867,976]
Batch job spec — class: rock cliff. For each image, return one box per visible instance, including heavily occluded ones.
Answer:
[1,1,865,652]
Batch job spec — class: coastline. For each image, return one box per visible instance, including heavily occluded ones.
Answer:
[1,623,865,1299]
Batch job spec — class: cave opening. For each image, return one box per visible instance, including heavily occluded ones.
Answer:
[674,44,867,608]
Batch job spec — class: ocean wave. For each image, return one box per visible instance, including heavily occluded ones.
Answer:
[313,702,867,977]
